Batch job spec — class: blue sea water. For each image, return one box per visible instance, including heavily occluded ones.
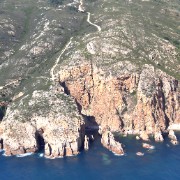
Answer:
[0,133,180,180]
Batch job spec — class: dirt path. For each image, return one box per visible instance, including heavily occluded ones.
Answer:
[87,12,101,32]
[50,0,101,82]
[50,37,73,81]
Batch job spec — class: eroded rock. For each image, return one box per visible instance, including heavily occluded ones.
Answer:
[168,130,179,145]
[142,143,155,149]
[101,130,124,155]
[154,131,164,142]
[58,63,180,138]
[1,89,85,157]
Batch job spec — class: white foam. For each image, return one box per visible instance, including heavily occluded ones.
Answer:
[149,146,155,150]
[114,152,126,156]
[16,152,33,157]
[38,153,44,157]
[2,152,10,157]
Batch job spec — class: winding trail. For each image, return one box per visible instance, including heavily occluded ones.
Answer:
[87,12,101,32]
[78,0,84,12]
[50,37,73,81]
[50,0,101,82]
[79,0,101,32]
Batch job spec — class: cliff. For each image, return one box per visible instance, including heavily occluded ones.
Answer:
[0,89,85,157]
[0,0,179,156]
[58,63,179,139]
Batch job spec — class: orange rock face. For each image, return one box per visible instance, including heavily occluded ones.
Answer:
[59,63,180,137]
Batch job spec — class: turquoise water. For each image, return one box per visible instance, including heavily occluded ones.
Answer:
[0,134,180,180]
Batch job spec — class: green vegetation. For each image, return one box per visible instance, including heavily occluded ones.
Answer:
[0,0,179,122]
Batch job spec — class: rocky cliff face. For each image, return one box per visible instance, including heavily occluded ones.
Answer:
[58,62,180,140]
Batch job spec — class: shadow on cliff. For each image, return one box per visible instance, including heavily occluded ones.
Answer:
[35,129,45,151]
[0,105,7,121]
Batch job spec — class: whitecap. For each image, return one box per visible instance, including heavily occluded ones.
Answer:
[114,152,126,156]
[38,153,44,157]
[16,152,33,157]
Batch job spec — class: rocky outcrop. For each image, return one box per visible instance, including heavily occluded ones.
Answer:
[58,63,180,141]
[2,122,38,155]
[154,131,164,142]
[0,89,85,157]
[84,135,89,150]
[101,130,124,155]
[142,143,155,149]
[168,130,179,145]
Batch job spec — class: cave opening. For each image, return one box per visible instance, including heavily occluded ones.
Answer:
[59,82,99,131]
[0,105,6,121]
[59,81,100,147]
[35,129,45,152]
[60,82,70,95]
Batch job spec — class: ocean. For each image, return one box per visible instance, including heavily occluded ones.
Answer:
[0,133,180,180]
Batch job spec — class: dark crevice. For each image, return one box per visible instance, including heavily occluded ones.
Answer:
[0,104,7,121]
[59,80,99,133]
[0,138,3,149]
[90,59,95,103]
[35,129,45,151]
[60,82,70,95]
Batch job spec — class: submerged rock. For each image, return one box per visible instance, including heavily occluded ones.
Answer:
[136,152,144,156]
[142,143,155,150]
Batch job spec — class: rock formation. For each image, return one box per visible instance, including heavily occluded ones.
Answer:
[101,130,124,155]
[0,89,85,157]
[0,0,179,157]
[58,63,180,141]
[142,143,155,149]
[168,130,179,145]
[2,122,38,155]
[84,135,89,150]
[140,131,150,141]
[154,131,164,142]
[136,152,144,156]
